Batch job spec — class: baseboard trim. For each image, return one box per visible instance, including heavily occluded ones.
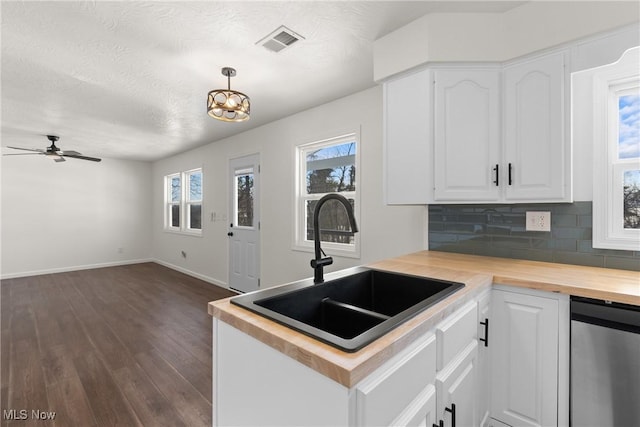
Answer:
[0,258,154,280]
[152,259,229,289]
[1,258,232,293]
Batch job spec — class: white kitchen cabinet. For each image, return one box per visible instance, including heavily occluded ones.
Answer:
[490,286,569,427]
[213,293,487,427]
[432,51,570,203]
[476,290,491,427]
[382,50,571,204]
[436,340,479,427]
[503,51,570,202]
[355,332,437,426]
[383,68,432,204]
[433,68,501,202]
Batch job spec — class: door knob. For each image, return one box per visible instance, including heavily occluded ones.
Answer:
[227,232,234,237]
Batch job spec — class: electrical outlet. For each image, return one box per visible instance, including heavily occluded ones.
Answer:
[526,211,551,232]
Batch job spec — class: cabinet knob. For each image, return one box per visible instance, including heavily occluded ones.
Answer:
[227,232,234,237]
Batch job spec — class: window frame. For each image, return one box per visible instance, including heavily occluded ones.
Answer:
[164,167,203,236]
[294,132,360,258]
[166,173,181,232]
[592,47,640,250]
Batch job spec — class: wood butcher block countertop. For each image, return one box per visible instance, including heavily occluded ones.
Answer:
[208,251,640,388]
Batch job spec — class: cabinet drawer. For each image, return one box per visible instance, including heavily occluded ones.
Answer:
[436,301,478,370]
[356,333,436,427]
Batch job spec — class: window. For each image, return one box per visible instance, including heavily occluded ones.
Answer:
[165,168,202,234]
[234,167,254,227]
[295,132,359,257]
[620,94,640,229]
[592,47,640,250]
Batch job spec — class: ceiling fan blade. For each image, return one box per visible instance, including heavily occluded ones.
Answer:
[6,137,102,163]
[6,146,46,153]
[2,152,43,156]
[60,153,102,162]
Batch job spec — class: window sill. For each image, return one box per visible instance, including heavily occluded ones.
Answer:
[164,228,203,238]
[292,242,361,260]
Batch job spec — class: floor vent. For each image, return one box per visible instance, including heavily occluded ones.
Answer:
[257,25,304,53]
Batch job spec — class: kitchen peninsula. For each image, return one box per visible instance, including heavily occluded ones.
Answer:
[209,251,640,426]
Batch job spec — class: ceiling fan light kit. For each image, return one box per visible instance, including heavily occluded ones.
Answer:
[207,67,251,122]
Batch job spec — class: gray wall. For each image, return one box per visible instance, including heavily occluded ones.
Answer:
[428,202,640,271]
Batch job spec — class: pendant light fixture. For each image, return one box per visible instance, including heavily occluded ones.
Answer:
[207,67,250,122]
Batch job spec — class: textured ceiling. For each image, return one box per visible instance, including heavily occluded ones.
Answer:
[1,1,524,161]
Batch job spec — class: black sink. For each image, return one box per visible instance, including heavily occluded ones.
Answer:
[230,267,464,352]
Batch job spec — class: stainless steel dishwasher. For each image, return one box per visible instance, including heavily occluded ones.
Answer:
[571,296,640,427]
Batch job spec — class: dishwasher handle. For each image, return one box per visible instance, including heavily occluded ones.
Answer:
[571,297,640,334]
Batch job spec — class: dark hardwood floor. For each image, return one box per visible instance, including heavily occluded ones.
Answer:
[0,263,236,426]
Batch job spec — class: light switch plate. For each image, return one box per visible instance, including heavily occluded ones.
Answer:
[526,211,551,232]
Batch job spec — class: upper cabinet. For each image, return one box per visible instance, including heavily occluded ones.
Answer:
[503,51,570,202]
[433,67,501,201]
[383,68,432,205]
[384,49,572,204]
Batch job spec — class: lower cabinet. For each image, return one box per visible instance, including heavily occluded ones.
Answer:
[355,333,437,426]
[213,286,568,427]
[490,286,569,427]
[357,300,481,427]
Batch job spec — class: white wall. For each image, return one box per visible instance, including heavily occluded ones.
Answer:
[1,156,152,278]
[152,86,427,289]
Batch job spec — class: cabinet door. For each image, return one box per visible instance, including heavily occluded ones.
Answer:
[433,69,501,201]
[384,68,432,204]
[476,290,491,427]
[490,289,559,427]
[436,340,479,427]
[503,51,570,202]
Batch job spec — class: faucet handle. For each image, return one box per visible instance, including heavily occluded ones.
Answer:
[310,257,333,268]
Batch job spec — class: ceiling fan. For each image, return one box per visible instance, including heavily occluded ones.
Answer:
[4,135,102,162]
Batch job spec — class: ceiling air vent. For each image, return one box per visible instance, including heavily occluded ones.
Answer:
[257,25,304,53]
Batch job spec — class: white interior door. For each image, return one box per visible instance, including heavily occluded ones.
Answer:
[228,154,260,293]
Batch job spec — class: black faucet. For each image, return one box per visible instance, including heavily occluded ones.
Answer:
[310,193,359,284]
